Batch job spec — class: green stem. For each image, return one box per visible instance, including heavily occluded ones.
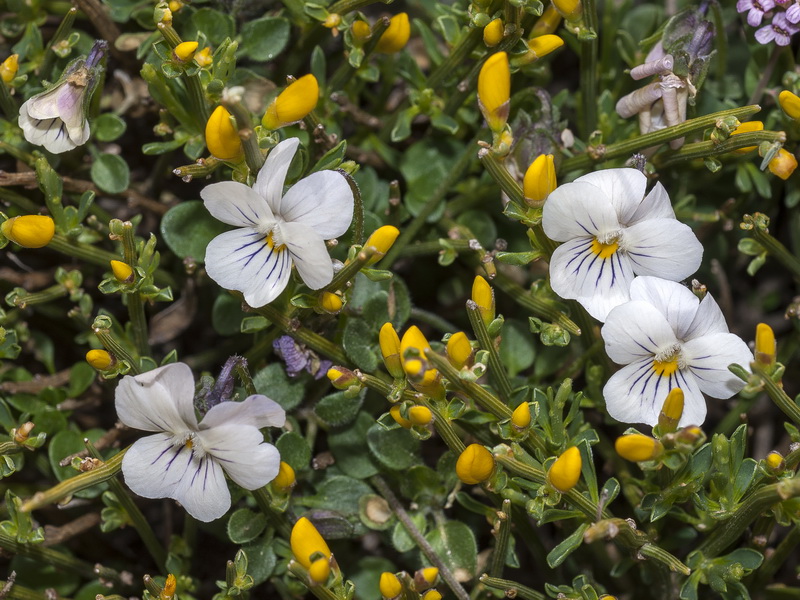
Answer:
[697,478,800,558]
[480,151,524,205]
[38,7,78,77]
[751,224,800,280]
[251,487,291,537]
[415,395,466,454]
[658,131,786,166]
[638,543,691,576]
[0,529,122,583]
[7,284,67,308]
[379,135,479,268]
[5,582,67,600]
[753,523,800,589]
[157,23,209,126]
[48,234,122,268]
[328,18,390,92]
[287,563,340,600]
[466,300,514,404]
[325,247,375,293]
[492,272,581,336]
[93,327,141,375]
[426,27,483,92]
[0,80,17,120]
[86,442,167,569]
[0,441,21,454]
[371,476,471,600]
[488,499,512,578]
[479,575,545,600]
[226,101,264,174]
[754,365,800,426]
[254,303,350,365]
[561,105,762,171]
[578,0,599,136]
[120,223,150,359]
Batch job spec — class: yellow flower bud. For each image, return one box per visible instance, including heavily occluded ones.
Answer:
[324,13,342,28]
[1,54,19,84]
[380,322,405,379]
[766,451,784,471]
[532,6,562,36]
[472,275,495,326]
[478,52,510,133]
[528,35,564,61]
[159,6,173,24]
[446,331,472,369]
[553,0,582,20]
[364,225,400,264]
[195,46,213,67]
[547,446,581,493]
[168,0,184,12]
[173,41,198,62]
[730,121,763,154]
[375,13,410,54]
[352,20,372,43]
[110,260,134,283]
[86,349,115,370]
[308,556,331,584]
[262,74,320,130]
[615,434,663,462]
[327,366,359,390]
[523,154,556,206]
[1,215,55,248]
[390,405,412,428]
[511,402,531,429]
[769,148,798,180]
[408,405,433,426]
[273,461,296,489]
[160,574,177,600]
[483,18,504,47]
[779,90,800,120]
[379,572,403,599]
[415,567,439,590]
[456,443,495,485]
[658,388,684,432]
[400,326,439,391]
[290,517,331,569]
[320,292,343,313]
[422,590,442,600]
[205,105,243,161]
[755,322,776,366]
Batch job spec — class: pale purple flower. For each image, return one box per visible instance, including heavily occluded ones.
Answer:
[738,0,776,27]
[755,12,800,45]
[784,0,800,23]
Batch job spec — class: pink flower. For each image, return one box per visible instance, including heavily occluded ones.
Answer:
[738,0,775,27]
[755,12,800,45]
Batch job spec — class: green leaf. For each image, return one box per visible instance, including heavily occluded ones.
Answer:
[191,8,235,45]
[366,423,420,470]
[93,113,127,142]
[253,363,305,411]
[239,17,291,61]
[391,512,427,552]
[227,508,267,544]
[328,412,379,479]
[212,293,246,335]
[67,362,95,397]
[315,390,365,428]
[90,154,130,194]
[276,431,311,472]
[343,318,378,371]
[547,522,590,568]
[159,200,228,263]
[499,319,536,377]
[400,137,461,221]
[423,521,478,577]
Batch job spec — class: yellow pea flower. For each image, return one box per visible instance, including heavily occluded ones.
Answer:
[523,154,557,206]
[446,331,472,369]
[161,574,177,600]
[532,6,562,36]
[173,41,198,62]
[1,54,19,84]
[1,215,55,248]
[657,388,684,432]
[472,275,495,326]
[553,0,582,20]
[730,121,763,154]
[205,105,243,161]
[273,461,296,489]
[110,260,134,283]
[615,434,663,462]
[511,402,531,429]
[195,46,213,67]
[422,591,442,600]
[755,322,776,366]
[375,13,410,54]
[380,322,405,379]
[290,517,331,569]
[308,556,331,584]
[364,225,400,265]
[262,74,320,130]
[779,90,800,120]
[528,34,564,60]
[400,326,440,392]
[478,51,510,133]
[408,405,433,426]
[86,349,114,370]
[547,446,581,492]
[483,18,504,47]
[456,443,495,485]
[769,148,798,180]
[320,292,343,313]
[379,572,403,599]
[390,405,413,429]
[352,20,372,43]
[415,567,439,590]
[766,451,784,471]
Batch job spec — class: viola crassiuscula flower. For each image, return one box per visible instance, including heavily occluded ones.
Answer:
[201,137,354,307]
[18,40,107,154]
[737,0,776,27]
[601,277,754,427]
[542,168,703,322]
[755,12,800,45]
[116,362,285,522]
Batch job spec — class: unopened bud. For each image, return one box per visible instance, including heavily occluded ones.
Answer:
[110,260,135,283]
[408,405,433,426]
[173,41,198,62]
[456,444,495,485]
[615,434,663,462]
[379,572,403,599]
[657,388,684,432]
[414,567,439,591]
[511,402,531,429]
[755,323,776,366]
[547,446,581,493]
[86,349,115,370]
[273,461,296,490]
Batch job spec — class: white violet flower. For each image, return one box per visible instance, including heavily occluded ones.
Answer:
[542,168,703,322]
[601,277,753,427]
[201,137,354,307]
[116,362,286,522]
[18,40,107,154]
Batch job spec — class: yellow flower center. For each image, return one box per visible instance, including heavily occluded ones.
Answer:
[590,238,619,259]
[653,358,679,377]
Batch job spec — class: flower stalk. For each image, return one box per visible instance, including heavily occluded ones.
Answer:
[488,499,512,577]
[466,299,514,403]
[752,364,800,425]
[748,219,800,280]
[117,221,150,359]
[479,575,546,600]
[659,130,786,166]
[224,100,265,174]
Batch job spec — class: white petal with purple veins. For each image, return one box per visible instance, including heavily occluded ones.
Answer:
[198,424,281,490]
[682,333,753,398]
[542,181,621,241]
[202,181,274,227]
[201,394,286,429]
[279,170,355,239]
[254,138,300,214]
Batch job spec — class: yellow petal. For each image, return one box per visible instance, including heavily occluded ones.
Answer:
[755,322,776,366]
[547,446,581,492]
[478,52,510,133]
[364,225,400,264]
[408,405,433,426]
[110,260,134,283]
[1,215,55,248]
[379,572,403,599]
[86,349,114,370]
[471,275,495,325]
[320,292,343,313]
[446,331,472,369]
[531,6,562,37]
[390,405,412,428]
[528,35,564,60]
[290,517,331,569]
[273,461,296,489]
[205,105,243,161]
[262,74,319,129]
[511,402,531,429]
[1,54,19,84]
[769,148,798,180]
[552,0,582,20]
[730,121,763,154]
[615,434,663,462]
[779,90,800,120]
[375,13,411,54]
[174,41,198,62]
[380,322,405,378]
[308,557,331,584]
[455,444,495,485]
[523,154,556,205]
[483,18,504,47]
[658,388,684,432]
